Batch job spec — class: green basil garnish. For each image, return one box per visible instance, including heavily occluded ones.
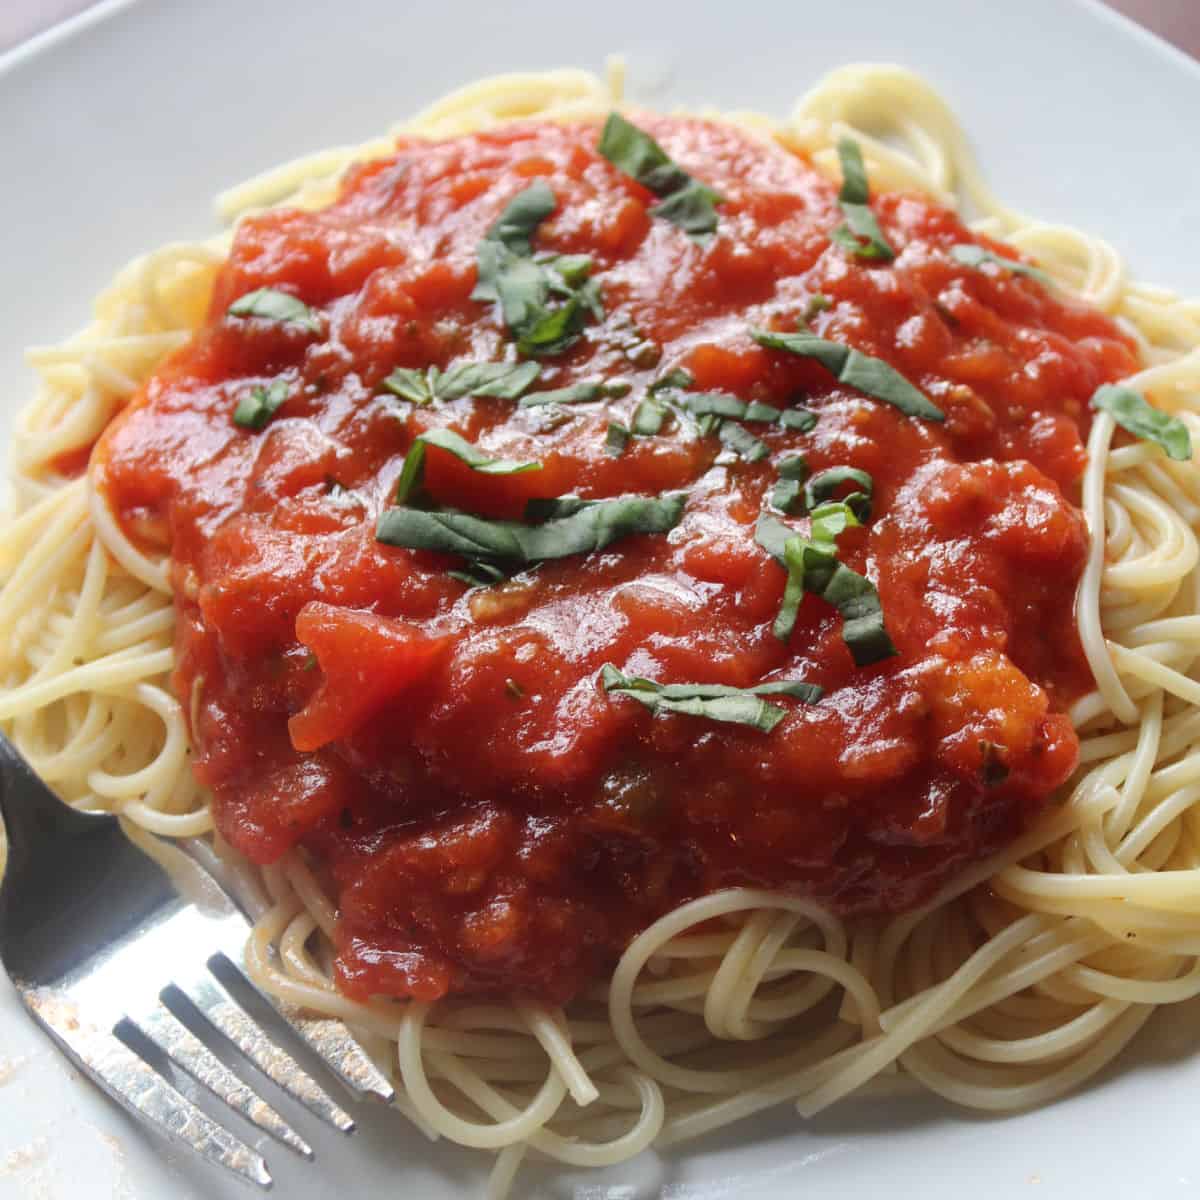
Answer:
[384,361,541,406]
[752,328,944,421]
[675,391,781,425]
[756,507,895,665]
[802,294,832,323]
[517,280,604,357]
[831,138,894,262]
[771,455,811,513]
[600,664,821,733]
[779,407,818,432]
[448,561,509,589]
[682,392,747,420]
[433,361,541,402]
[605,422,631,457]
[377,492,686,567]
[652,184,726,238]
[472,181,604,357]
[718,421,769,462]
[519,380,631,408]
[950,243,1051,287]
[381,369,432,405]
[650,367,694,393]
[803,466,874,521]
[486,180,558,255]
[538,252,593,288]
[598,113,723,240]
[631,393,668,436]
[233,379,289,430]
[227,288,321,334]
[393,428,542,504]
[744,401,783,423]
[818,554,896,666]
[755,511,794,562]
[1091,383,1192,462]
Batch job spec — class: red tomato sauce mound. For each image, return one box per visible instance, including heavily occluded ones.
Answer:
[93,116,1137,1004]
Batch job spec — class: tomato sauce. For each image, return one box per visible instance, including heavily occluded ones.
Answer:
[95,117,1138,1004]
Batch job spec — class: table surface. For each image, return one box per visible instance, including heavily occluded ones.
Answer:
[2,0,1199,56]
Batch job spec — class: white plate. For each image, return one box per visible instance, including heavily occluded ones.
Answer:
[2,1,1200,1196]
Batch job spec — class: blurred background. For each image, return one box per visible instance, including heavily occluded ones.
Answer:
[2,0,1199,57]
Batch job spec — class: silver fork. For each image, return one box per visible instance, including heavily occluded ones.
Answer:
[0,734,395,1187]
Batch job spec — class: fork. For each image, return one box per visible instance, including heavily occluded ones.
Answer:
[0,734,395,1187]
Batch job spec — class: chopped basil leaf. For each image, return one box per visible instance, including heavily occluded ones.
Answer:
[227,288,321,334]
[779,407,818,432]
[831,138,894,262]
[600,663,821,733]
[694,413,721,438]
[752,329,944,421]
[802,294,832,323]
[809,499,861,542]
[472,241,541,309]
[650,367,694,393]
[394,428,541,503]
[505,677,526,699]
[538,252,594,288]
[597,115,688,194]
[382,368,434,405]
[682,392,747,420]
[598,113,723,240]
[804,466,874,522]
[233,379,289,430]
[744,401,783,423]
[653,181,726,238]
[755,511,795,563]
[771,479,803,513]
[772,533,823,641]
[519,380,630,408]
[522,495,590,521]
[680,392,778,424]
[950,243,1051,287]
[472,182,604,357]
[449,561,510,589]
[831,221,891,262]
[836,136,872,205]
[435,361,542,401]
[718,421,770,462]
[771,455,811,513]
[632,393,668,436]
[385,361,541,406]
[1091,383,1192,462]
[377,492,686,565]
[516,279,603,357]
[485,179,558,256]
[821,556,896,666]
[302,652,318,672]
[755,505,895,664]
[605,421,631,457]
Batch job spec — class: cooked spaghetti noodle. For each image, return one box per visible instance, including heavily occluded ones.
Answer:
[3,62,1200,1199]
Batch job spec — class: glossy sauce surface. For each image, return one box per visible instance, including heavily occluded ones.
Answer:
[95,117,1138,1002]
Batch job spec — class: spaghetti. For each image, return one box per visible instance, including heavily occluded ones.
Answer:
[3,62,1200,1199]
